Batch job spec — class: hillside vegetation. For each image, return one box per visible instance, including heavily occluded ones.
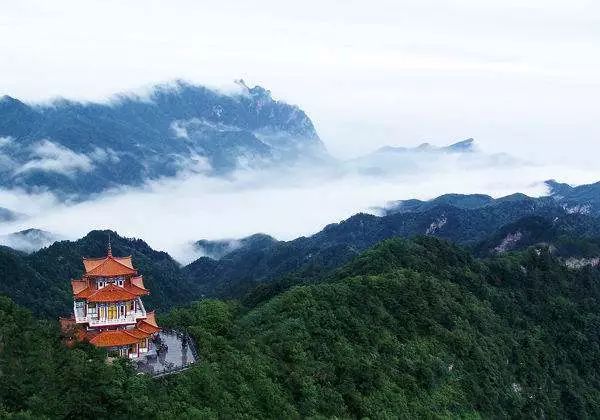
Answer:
[2,237,600,418]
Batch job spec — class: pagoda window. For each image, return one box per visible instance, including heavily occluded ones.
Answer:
[117,278,124,287]
[99,305,105,320]
[126,300,134,312]
[87,303,97,318]
[119,304,126,317]
[98,279,106,289]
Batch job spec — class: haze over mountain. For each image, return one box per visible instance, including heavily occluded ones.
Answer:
[3,2,600,417]
[0,80,527,200]
[3,179,600,317]
[0,80,328,197]
[2,79,581,259]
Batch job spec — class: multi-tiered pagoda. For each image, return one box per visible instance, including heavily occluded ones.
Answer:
[62,243,160,358]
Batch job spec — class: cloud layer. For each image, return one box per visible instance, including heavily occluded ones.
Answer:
[1,1,599,162]
[1,149,599,264]
[15,140,94,176]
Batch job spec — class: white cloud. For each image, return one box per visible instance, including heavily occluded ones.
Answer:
[0,1,598,162]
[0,1,599,262]
[15,140,94,177]
[0,137,16,171]
[89,147,120,163]
[0,150,599,264]
[0,136,13,148]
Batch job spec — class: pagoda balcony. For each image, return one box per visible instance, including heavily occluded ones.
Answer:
[73,300,147,326]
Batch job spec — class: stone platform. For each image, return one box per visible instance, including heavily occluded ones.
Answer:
[134,330,198,377]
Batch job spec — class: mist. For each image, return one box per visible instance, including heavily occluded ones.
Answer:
[1,149,599,264]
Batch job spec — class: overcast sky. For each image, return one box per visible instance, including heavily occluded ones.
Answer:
[1,0,600,256]
[1,0,599,160]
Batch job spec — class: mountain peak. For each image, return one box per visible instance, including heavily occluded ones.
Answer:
[0,95,28,110]
[444,138,475,153]
[545,179,572,196]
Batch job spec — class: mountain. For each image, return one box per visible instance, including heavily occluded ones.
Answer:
[0,207,18,222]
[382,193,495,215]
[185,191,571,298]
[5,236,600,417]
[546,179,600,216]
[0,230,204,317]
[345,137,518,176]
[0,80,328,197]
[373,138,476,155]
[474,214,600,257]
[183,181,600,300]
[3,181,600,316]
[0,228,60,253]
[382,180,600,218]
[194,233,277,260]
[353,136,528,176]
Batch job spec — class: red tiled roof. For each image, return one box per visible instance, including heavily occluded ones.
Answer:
[123,329,148,339]
[87,284,137,302]
[83,255,133,271]
[82,255,136,277]
[87,318,160,348]
[89,330,141,347]
[144,311,159,328]
[137,322,160,335]
[130,276,145,289]
[73,280,147,301]
[124,277,148,296]
[71,279,88,295]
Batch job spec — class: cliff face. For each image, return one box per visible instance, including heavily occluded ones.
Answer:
[0,81,328,197]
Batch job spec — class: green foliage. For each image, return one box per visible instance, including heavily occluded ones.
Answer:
[0,230,207,318]
[3,236,600,418]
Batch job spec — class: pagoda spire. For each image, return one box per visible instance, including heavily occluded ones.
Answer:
[107,233,112,257]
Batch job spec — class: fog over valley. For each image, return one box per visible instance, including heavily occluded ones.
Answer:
[0,146,598,263]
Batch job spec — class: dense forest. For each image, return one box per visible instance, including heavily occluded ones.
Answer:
[2,236,600,418]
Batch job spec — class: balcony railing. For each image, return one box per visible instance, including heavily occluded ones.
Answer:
[74,300,147,326]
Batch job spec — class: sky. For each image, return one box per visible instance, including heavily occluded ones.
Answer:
[1,0,599,160]
[1,1,600,260]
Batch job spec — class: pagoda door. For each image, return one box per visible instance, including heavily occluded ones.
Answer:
[107,304,117,320]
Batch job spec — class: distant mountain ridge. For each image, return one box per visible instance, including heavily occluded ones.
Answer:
[346,137,517,176]
[185,179,600,298]
[0,80,328,197]
[0,78,517,199]
[3,180,600,317]
[375,138,476,154]
[0,228,60,253]
[383,180,600,217]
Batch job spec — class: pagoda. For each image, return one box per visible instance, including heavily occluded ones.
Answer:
[61,242,160,358]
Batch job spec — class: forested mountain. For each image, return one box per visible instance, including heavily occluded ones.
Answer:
[546,179,600,215]
[184,188,578,298]
[0,231,200,317]
[0,81,327,196]
[0,228,59,253]
[474,214,600,257]
[4,184,600,318]
[3,236,600,417]
[384,179,600,216]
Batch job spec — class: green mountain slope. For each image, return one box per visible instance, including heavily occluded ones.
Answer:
[3,236,600,417]
[0,230,199,318]
[164,237,600,418]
